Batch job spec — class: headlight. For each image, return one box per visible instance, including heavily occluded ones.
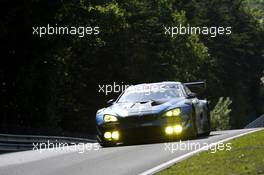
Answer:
[174,125,183,133]
[104,132,112,139]
[164,108,181,117]
[111,131,119,140]
[103,131,120,140]
[165,126,174,135]
[104,114,118,122]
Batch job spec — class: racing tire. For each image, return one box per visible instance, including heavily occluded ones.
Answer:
[190,108,198,138]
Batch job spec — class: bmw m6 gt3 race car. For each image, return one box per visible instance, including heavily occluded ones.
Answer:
[96,81,211,146]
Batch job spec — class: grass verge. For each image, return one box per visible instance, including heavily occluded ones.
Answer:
[158,129,264,175]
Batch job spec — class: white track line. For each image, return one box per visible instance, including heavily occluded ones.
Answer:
[139,128,263,175]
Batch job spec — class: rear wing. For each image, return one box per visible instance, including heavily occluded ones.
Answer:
[184,81,206,88]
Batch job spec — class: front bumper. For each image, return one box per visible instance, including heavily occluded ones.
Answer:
[96,113,193,144]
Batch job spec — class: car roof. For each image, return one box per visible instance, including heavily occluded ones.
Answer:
[126,81,182,90]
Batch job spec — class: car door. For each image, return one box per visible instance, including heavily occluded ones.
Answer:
[182,85,203,133]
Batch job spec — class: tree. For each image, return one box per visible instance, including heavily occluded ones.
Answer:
[1,0,263,135]
[211,97,232,130]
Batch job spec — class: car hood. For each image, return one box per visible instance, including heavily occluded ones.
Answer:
[103,97,186,117]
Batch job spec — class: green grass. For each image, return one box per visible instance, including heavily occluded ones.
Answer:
[158,129,264,175]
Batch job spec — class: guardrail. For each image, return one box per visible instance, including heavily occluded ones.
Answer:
[0,133,96,153]
[245,114,264,128]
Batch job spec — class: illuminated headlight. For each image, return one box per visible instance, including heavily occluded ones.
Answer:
[104,114,118,122]
[174,125,183,134]
[111,131,119,140]
[164,108,181,117]
[165,126,174,135]
[104,132,112,139]
[103,131,120,140]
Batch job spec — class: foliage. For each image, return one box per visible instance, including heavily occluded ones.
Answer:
[210,97,232,130]
[0,0,263,135]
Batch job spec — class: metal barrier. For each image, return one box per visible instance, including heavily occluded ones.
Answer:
[245,114,264,128]
[0,134,96,152]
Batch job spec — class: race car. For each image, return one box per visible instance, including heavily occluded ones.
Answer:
[96,81,211,146]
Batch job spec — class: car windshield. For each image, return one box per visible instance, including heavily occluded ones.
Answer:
[117,84,183,103]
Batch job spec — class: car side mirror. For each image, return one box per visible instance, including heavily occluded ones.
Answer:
[187,92,196,99]
[107,99,115,105]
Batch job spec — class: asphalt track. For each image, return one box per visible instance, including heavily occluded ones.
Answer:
[0,129,261,175]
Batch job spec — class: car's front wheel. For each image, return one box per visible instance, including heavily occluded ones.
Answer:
[189,109,198,138]
[203,110,211,136]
